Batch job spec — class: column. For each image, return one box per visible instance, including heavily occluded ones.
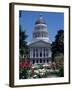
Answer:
[39,59,40,64]
[31,48,33,58]
[48,49,52,58]
[42,48,44,58]
[45,59,47,64]
[46,48,47,58]
[45,48,46,58]
[30,48,31,58]
[38,48,40,58]
[47,48,49,58]
[41,59,42,64]
[35,59,37,64]
[42,48,43,64]
[35,48,36,58]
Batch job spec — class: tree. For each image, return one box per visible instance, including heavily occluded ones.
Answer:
[51,30,64,61]
[19,25,30,79]
[19,25,28,59]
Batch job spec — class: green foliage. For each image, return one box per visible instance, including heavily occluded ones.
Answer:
[19,25,28,58]
[53,55,64,77]
[57,66,64,77]
[51,30,64,61]
[19,25,30,79]
[51,30,64,77]
[19,69,29,79]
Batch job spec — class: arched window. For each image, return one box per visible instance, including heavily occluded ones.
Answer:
[40,59,42,63]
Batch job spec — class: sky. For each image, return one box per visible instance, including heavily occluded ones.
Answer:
[19,10,64,42]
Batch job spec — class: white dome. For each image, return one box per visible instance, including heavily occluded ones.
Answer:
[32,15,48,40]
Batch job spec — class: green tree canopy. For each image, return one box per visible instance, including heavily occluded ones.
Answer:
[19,25,28,58]
[51,29,64,61]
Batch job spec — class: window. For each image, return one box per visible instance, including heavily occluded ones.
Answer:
[40,59,42,63]
[40,52,42,57]
[37,33,39,37]
[47,59,49,63]
[42,33,44,37]
[35,34,37,38]
[33,53,35,57]
[43,59,45,63]
[33,60,35,64]
[36,48,38,57]
[40,48,42,57]
[33,34,35,38]
[33,49,35,57]
[37,60,38,63]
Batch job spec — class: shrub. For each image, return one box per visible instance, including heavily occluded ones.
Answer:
[19,59,32,79]
[57,66,64,77]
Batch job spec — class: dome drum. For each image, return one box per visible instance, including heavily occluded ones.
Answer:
[34,24,47,31]
[33,31,48,38]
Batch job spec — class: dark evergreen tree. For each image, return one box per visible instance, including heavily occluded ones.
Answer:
[51,30,64,61]
[19,25,28,59]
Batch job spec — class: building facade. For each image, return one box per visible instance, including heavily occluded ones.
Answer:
[28,15,52,64]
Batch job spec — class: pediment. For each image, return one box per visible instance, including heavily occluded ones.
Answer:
[29,40,51,48]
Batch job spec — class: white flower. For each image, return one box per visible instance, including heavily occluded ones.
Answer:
[39,72,44,76]
[43,64,46,67]
[33,75,37,78]
[34,70,39,74]
[32,67,34,69]
[43,64,51,68]
[41,69,46,73]
[39,69,42,72]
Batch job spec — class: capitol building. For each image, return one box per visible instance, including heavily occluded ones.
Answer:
[28,15,52,64]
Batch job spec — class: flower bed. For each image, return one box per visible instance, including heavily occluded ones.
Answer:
[19,61,63,79]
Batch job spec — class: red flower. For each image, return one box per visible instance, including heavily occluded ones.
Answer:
[20,59,32,69]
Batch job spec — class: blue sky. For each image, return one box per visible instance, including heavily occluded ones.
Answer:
[19,10,64,42]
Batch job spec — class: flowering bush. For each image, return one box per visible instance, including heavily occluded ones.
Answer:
[20,59,31,69]
[19,61,63,79]
[19,59,32,79]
